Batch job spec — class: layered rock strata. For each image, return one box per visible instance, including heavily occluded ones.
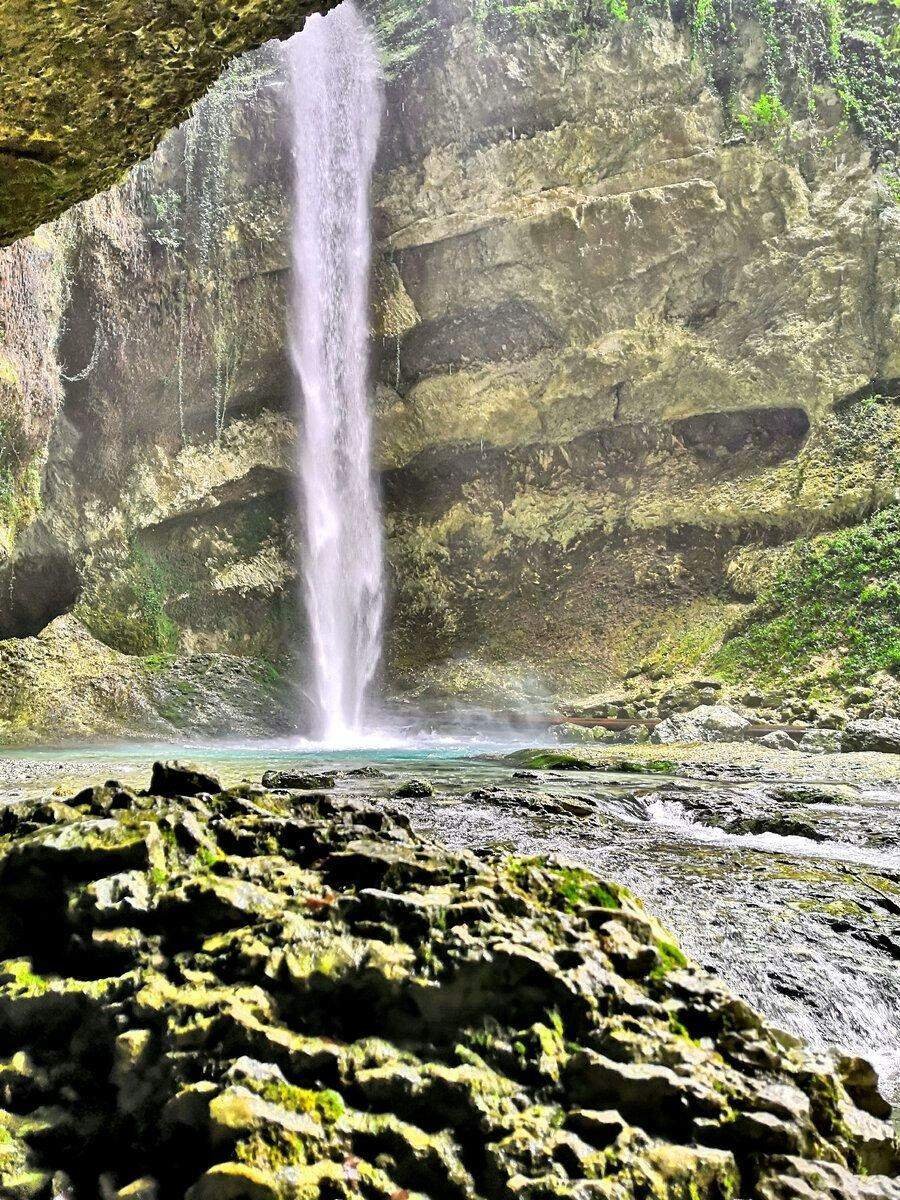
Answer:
[372,2,900,705]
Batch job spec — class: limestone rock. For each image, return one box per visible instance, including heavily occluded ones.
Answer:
[0,0,336,243]
[759,731,797,751]
[114,1180,158,1200]
[755,1156,900,1199]
[838,1055,894,1120]
[261,771,336,791]
[798,728,844,754]
[0,766,892,1197]
[2,0,897,722]
[371,5,900,706]
[150,762,223,799]
[0,618,293,746]
[650,705,750,745]
[843,719,900,755]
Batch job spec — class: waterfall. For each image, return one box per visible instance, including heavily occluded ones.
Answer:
[285,3,385,742]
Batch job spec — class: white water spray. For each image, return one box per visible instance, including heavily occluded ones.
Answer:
[285,3,385,742]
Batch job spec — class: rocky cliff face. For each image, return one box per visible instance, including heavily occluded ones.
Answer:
[372,0,900,715]
[0,54,299,741]
[0,0,897,739]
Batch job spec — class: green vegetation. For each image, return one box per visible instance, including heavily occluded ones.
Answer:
[235,1128,309,1173]
[468,0,634,41]
[883,170,900,203]
[504,750,594,770]
[0,460,40,552]
[553,866,622,910]
[638,604,735,681]
[611,759,676,774]
[145,188,184,252]
[692,0,899,160]
[714,504,900,687]
[459,0,897,163]
[650,938,688,979]
[823,389,899,473]
[76,540,179,656]
[365,0,440,77]
[193,846,223,871]
[667,1013,693,1040]
[3,961,50,996]
[387,519,463,666]
[256,661,285,690]
[737,91,791,132]
[143,653,177,673]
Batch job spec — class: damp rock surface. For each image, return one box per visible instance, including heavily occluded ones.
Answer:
[0,764,896,1199]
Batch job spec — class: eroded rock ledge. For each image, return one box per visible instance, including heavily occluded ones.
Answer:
[0,0,334,244]
[0,764,896,1198]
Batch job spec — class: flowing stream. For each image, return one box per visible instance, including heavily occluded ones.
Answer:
[285,3,385,742]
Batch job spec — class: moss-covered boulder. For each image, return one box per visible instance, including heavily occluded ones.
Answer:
[0,615,292,744]
[0,765,895,1197]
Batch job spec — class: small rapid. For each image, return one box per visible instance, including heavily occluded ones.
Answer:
[643,795,900,873]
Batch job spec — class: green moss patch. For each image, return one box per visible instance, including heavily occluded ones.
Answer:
[252,1081,345,1124]
[75,540,179,656]
[365,0,440,78]
[650,938,689,980]
[507,857,625,913]
[690,0,900,162]
[610,759,676,775]
[503,750,594,770]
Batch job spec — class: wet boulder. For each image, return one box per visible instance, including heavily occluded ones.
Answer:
[843,718,900,755]
[149,762,222,798]
[838,1055,894,1119]
[392,777,435,799]
[759,731,796,751]
[260,770,335,790]
[650,705,749,745]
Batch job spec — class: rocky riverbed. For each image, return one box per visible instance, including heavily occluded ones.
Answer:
[0,759,897,1199]
[3,740,900,1099]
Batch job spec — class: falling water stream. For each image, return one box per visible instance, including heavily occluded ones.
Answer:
[285,3,385,742]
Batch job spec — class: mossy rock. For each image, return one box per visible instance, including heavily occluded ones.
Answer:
[0,0,335,244]
[502,750,595,771]
[0,763,893,1196]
